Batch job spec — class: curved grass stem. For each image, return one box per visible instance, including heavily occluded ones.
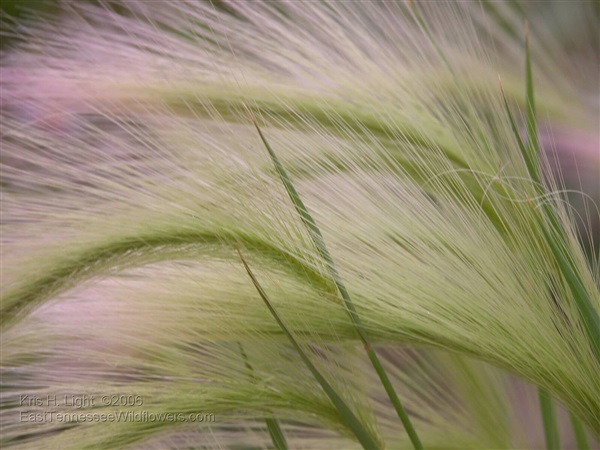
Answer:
[538,388,560,450]
[1,229,334,329]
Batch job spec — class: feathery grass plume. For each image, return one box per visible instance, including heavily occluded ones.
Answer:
[2,260,523,449]
[1,0,599,448]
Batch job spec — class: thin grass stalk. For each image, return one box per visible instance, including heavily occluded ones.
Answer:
[502,75,594,448]
[264,419,288,450]
[524,23,541,185]
[538,388,560,450]
[523,28,600,363]
[502,71,600,367]
[522,28,589,448]
[499,78,533,182]
[237,249,381,450]
[569,412,591,450]
[247,108,424,450]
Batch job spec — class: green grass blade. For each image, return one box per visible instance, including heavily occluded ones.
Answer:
[522,30,596,448]
[238,343,289,450]
[542,227,600,360]
[265,418,288,450]
[499,78,535,181]
[247,108,423,450]
[569,412,590,450]
[538,388,560,450]
[525,23,541,184]
[518,29,600,363]
[365,347,424,449]
[237,249,381,450]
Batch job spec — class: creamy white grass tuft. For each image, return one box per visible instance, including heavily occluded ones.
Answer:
[1,1,599,448]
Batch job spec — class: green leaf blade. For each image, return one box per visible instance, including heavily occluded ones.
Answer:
[237,249,381,450]
[538,388,560,450]
[248,111,423,450]
[265,418,289,450]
